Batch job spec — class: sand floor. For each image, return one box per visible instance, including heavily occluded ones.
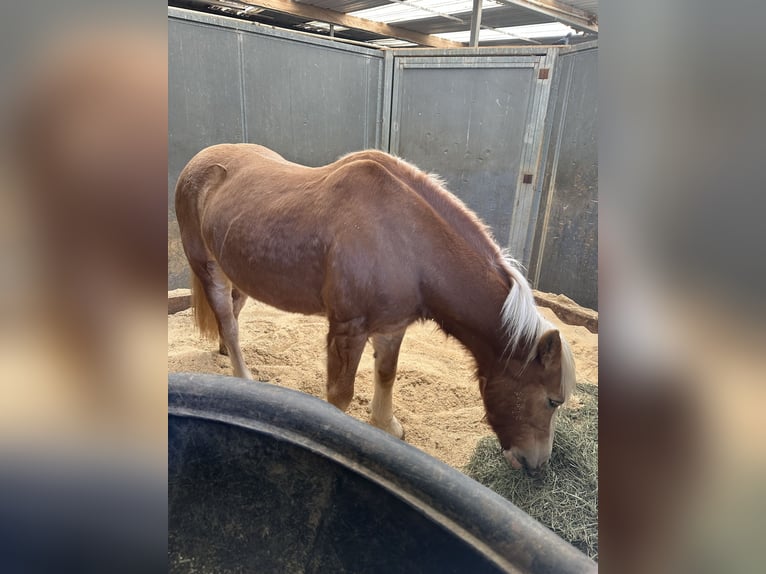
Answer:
[168,300,597,469]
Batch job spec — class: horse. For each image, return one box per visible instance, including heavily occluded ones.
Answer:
[175,143,575,474]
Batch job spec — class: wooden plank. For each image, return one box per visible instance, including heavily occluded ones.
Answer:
[533,290,598,333]
[238,0,465,48]
[169,288,192,314]
[494,0,598,33]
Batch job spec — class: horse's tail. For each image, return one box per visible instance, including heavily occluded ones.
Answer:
[191,270,219,341]
[175,153,229,343]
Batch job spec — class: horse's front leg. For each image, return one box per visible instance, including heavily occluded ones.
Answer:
[370,330,406,439]
[325,318,367,412]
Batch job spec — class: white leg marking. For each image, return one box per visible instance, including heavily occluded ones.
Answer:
[370,332,405,439]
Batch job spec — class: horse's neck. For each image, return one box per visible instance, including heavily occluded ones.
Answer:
[421,256,508,371]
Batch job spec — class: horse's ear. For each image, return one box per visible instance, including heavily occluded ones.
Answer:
[537,329,561,369]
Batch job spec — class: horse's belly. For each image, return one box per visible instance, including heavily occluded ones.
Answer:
[201,205,328,315]
[224,262,326,316]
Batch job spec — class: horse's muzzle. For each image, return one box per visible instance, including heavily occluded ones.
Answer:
[503,449,524,470]
[504,448,548,477]
[524,464,544,478]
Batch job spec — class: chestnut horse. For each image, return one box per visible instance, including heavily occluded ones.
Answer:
[175,143,575,474]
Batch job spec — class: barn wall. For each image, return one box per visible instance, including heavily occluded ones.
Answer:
[168,8,385,289]
[168,7,598,311]
[529,44,598,310]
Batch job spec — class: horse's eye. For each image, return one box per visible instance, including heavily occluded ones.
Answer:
[548,398,562,409]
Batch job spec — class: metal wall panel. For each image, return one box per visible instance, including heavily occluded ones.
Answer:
[168,8,385,288]
[168,16,244,290]
[168,8,597,308]
[530,45,597,310]
[241,33,383,166]
[389,54,555,266]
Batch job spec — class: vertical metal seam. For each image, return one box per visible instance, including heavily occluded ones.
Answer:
[532,53,574,287]
[363,57,371,148]
[527,48,559,285]
[373,54,382,149]
[524,50,557,265]
[527,49,561,288]
[238,30,248,142]
[522,48,557,275]
[380,50,394,152]
[505,66,535,255]
[389,56,402,155]
[506,54,552,268]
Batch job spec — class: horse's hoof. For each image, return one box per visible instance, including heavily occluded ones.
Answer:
[218,344,229,356]
[391,417,405,441]
[372,416,404,440]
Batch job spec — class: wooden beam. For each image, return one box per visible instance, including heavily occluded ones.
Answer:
[238,0,465,48]
[533,290,598,333]
[495,0,598,33]
[168,289,191,314]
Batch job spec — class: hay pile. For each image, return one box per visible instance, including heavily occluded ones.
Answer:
[464,383,598,560]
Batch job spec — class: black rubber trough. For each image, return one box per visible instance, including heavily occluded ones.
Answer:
[169,373,597,574]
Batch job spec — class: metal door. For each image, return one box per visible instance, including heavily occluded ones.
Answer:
[389,53,555,267]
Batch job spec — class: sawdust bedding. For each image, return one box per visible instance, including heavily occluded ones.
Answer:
[168,299,597,469]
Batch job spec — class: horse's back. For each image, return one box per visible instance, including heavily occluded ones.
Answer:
[181,143,286,180]
[176,144,474,327]
[178,146,429,321]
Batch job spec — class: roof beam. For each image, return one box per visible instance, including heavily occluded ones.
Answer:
[494,0,598,33]
[237,0,465,48]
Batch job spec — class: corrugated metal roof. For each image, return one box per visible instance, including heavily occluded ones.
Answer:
[569,0,598,12]
[169,0,598,47]
[397,6,556,36]
[306,0,391,12]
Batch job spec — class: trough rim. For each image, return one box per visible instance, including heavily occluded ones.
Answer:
[168,372,596,574]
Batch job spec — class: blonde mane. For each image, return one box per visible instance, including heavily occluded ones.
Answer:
[501,254,576,399]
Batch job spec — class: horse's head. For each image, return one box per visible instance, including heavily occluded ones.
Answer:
[479,327,575,476]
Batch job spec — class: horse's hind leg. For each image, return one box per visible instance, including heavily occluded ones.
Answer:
[325,318,367,412]
[202,264,252,379]
[218,286,247,356]
[370,330,406,439]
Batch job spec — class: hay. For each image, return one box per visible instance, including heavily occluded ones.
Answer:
[464,383,598,560]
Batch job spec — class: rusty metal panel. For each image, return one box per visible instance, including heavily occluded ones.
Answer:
[530,45,597,310]
[389,54,555,266]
